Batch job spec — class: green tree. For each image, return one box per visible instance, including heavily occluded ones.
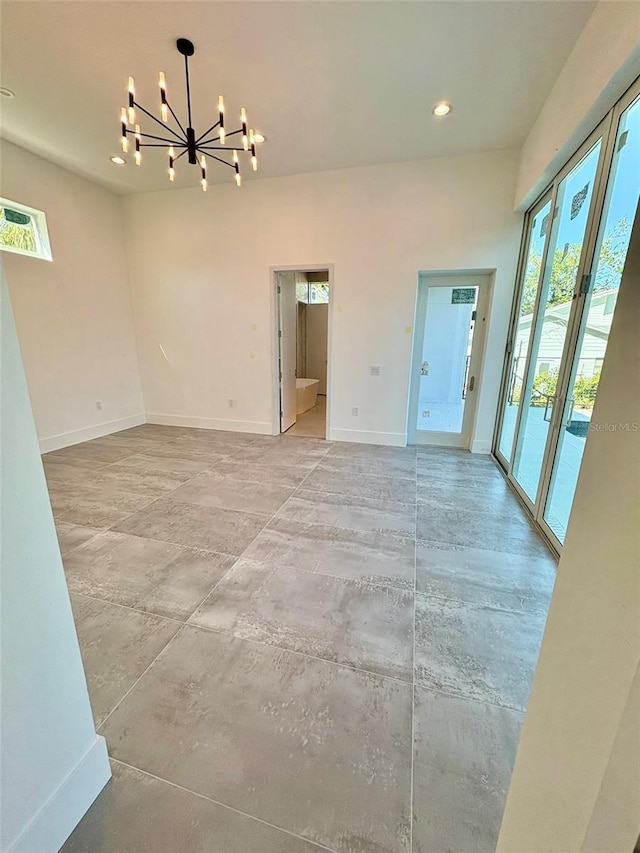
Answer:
[520,216,631,314]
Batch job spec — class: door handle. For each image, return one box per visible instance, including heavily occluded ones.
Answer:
[543,394,556,423]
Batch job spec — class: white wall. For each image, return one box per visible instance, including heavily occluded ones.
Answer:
[123,149,522,448]
[0,264,111,853]
[0,141,144,451]
[516,1,640,209]
[305,303,328,395]
[497,207,640,852]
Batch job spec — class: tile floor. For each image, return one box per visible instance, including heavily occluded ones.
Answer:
[47,425,556,853]
[286,395,327,438]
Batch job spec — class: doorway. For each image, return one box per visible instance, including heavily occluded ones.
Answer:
[274,267,331,439]
[408,273,491,447]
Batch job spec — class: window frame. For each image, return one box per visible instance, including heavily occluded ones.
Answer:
[0,197,53,261]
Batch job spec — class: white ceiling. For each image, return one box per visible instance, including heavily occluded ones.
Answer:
[0,0,596,194]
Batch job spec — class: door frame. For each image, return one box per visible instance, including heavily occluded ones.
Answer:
[407,271,493,448]
[270,264,335,437]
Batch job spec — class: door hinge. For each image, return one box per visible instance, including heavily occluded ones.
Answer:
[506,339,514,355]
[471,310,477,322]
[580,273,592,296]
[277,285,282,294]
[278,329,282,338]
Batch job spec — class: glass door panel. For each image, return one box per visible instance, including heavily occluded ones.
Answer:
[498,194,552,463]
[416,285,478,434]
[544,93,640,542]
[512,139,602,503]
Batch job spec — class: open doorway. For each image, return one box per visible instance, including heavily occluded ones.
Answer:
[274,268,330,439]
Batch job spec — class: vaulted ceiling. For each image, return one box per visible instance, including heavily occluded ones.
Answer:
[1,1,596,193]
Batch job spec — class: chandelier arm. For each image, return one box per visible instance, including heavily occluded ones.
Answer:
[134,130,187,144]
[174,148,189,161]
[199,145,246,152]
[195,121,220,145]
[164,98,187,137]
[133,102,185,141]
[198,152,236,170]
[139,143,188,148]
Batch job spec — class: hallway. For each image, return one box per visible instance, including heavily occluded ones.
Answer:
[46,425,556,853]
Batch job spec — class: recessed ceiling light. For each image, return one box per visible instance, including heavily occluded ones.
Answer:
[253,132,266,144]
[432,101,452,117]
[110,155,126,165]
[0,87,16,99]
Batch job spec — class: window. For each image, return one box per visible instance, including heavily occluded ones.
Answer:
[0,198,52,261]
[296,281,329,304]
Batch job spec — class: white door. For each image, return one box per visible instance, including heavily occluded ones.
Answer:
[277,272,298,432]
[408,274,490,447]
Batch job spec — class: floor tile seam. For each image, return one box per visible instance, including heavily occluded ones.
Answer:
[411,587,550,616]
[96,621,190,732]
[229,553,415,594]
[265,511,418,543]
[181,619,414,687]
[412,682,526,720]
[94,525,242,561]
[293,484,418,508]
[231,449,336,564]
[57,531,104,558]
[109,758,341,853]
[313,464,419,483]
[174,552,247,629]
[414,536,557,565]
[165,491,278,519]
[409,452,418,853]
[411,677,528,715]
[69,588,188,627]
[53,490,163,528]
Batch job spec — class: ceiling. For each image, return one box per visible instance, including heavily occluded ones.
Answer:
[0,0,596,194]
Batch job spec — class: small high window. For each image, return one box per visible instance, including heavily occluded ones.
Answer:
[0,198,52,261]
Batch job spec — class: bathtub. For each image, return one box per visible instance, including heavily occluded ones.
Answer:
[296,378,320,414]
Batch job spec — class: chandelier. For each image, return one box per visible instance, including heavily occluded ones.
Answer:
[119,38,259,190]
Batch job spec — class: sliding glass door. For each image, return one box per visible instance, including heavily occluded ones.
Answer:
[494,79,640,552]
[543,89,640,542]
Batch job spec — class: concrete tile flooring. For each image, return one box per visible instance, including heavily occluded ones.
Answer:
[49,425,556,853]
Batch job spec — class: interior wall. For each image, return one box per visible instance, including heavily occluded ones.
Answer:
[305,303,328,394]
[123,148,522,448]
[515,1,640,209]
[0,263,111,853]
[497,205,640,852]
[0,140,144,451]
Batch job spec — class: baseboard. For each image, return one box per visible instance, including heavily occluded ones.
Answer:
[8,735,111,853]
[470,439,492,454]
[328,428,407,447]
[146,412,273,435]
[39,414,146,453]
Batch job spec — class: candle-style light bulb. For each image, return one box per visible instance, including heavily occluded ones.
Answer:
[134,124,141,165]
[218,95,225,144]
[240,108,248,150]
[201,157,207,191]
[159,72,168,122]
[128,76,135,125]
[249,129,258,171]
[233,149,241,186]
[168,145,175,182]
[120,108,128,152]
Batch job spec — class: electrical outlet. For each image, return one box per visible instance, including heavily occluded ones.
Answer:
[95,401,102,411]
[370,366,381,376]
[352,406,359,417]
